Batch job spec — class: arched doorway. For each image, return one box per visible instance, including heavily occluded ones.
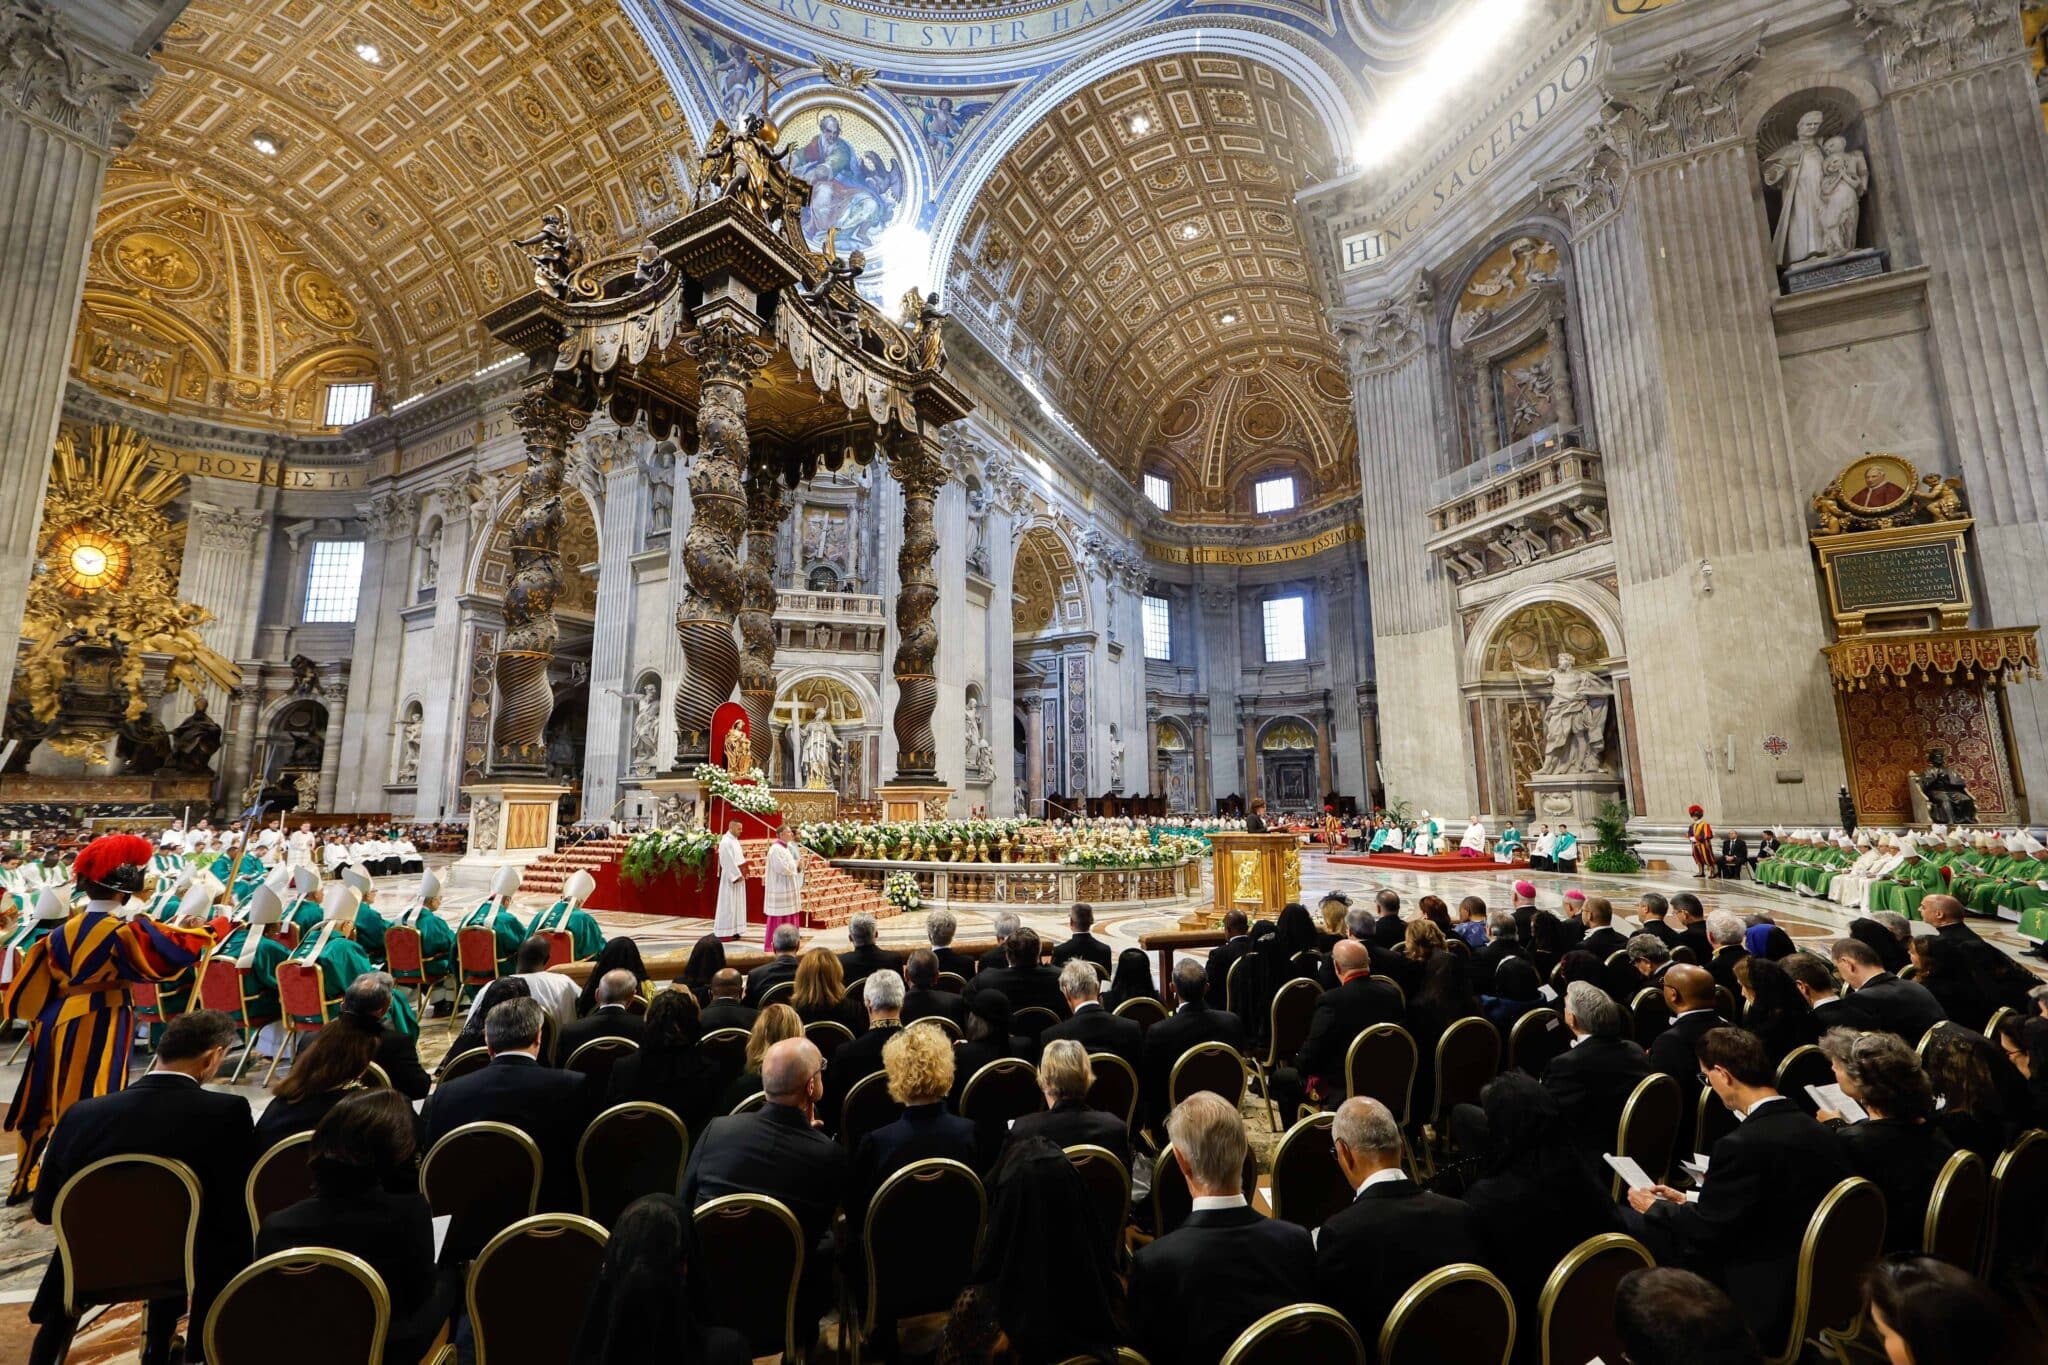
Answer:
[1256,717,1320,815]
[1157,719,1195,812]
[265,698,327,811]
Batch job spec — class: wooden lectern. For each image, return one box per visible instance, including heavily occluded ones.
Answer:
[1187,831,1302,929]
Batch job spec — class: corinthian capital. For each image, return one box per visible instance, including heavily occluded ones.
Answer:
[1334,276,1433,377]
[358,491,419,541]
[1539,140,1630,238]
[189,502,268,555]
[682,319,772,387]
[1595,24,1764,165]
[1855,0,2019,89]
[510,389,590,453]
[0,2,154,151]
[887,432,948,496]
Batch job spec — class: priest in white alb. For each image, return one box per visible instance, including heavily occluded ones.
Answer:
[714,819,747,942]
[762,826,803,950]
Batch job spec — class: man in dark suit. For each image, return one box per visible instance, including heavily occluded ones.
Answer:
[1782,953,1879,1034]
[1471,911,1525,994]
[1243,799,1269,834]
[1370,888,1405,949]
[1314,1096,1480,1342]
[1004,1037,1132,1171]
[922,910,980,980]
[837,912,903,983]
[1050,902,1113,972]
[900,948,970,1028]
[682,1037,849,1333]
[1922,894,2037,1011]
[1140,960,1248,1131]
[1557,893,1590,953]
[1717,833,1750,881]
[345,971,431,1099]
[1041,958,1143,1069]
[1635,891,1682,947]
[1579,897,1629,962]
[1646,966,1728,1116]
[422,996,593,1253]
[557,968,646,1061]
[1128,1092,1313,1365]
[1672,894,1712,961]
[699,968,760,1033]
[1830,938,1946,1042]
[1546,982,1651,1158]
[1203,909,1253,986]
[1704,911,1750,997]
[967,926,1064,1015]
[977,911,1020,975]
[1283,941,1401,1114]
[820,971,905,1133]
[27,1011,255,1365]
[745,923,804,1005]
[1627,1027,1851,1349]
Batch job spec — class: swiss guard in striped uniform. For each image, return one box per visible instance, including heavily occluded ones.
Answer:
[1,834,212,1202]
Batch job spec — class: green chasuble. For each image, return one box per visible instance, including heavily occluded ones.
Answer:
[211,852,265,900]
[458,900,526,975]
[524,900,606,961]
[1552,832,1579,862]
[351,904,390,962]
[1869,859,1945,918]
[286,896,323,937]
[285,932,419,1037]
[391,908,455,978]
[212,926,291,1019]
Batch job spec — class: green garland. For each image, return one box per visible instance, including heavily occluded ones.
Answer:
[1060,834,1206,868]
[797,818,1036,858]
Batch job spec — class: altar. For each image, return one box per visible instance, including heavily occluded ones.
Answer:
[1194,831,1301,928]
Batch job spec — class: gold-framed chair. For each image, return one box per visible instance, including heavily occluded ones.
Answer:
[731,1090,770,1115]
[694,1193,805,1363]
[576,1102,689,1228]
[246,1131,318,1233]
[1763,1176,1887,1365]
[698,1026,750,1079]
[1609,1073,1681,1200]
[759,980,796,1008]
[1922,1149,1987,1269]
[1222,1303,1365,1365]
[1377,1264,1514,1365]
[1148,1141,1261,1238]
[466,1213,609,1365]
[1984,1005,2015,1041]
[1014,1004,1065,1038]
[1984,1128,2048,1283]
[1777,1045,1832,1113]
[1268,1111,1352,1231]
[854,1158,987,1360]
[43,1153,201,1360]
[1114,996,1169,1030]
[433,1045,491,1087]
[1535,1233,1652,1365]
[933,971,969,994]
[961,1057,1044,1129]
[205,1246,390,1365]
[1057,1350,1151,1365]
[803,1019,856,1062]
[419,1121,543,1264]
[1253,977,1323,1129]
[360,1061,392,1089]
[1631,987,1671,1049]
[1063,1144,1131,1263]
[563,1035,639,1086]
[1087,1051,1140,1131]
[1427,1016,1499,1166]
[1224,955,1250,1020]
[197,957,282,1083]
[1333,1022,1417,1127]
[909,1013,963,1041]
[1508,1007,1568,1077]
[1168,1041,1248,1111]
[1695,1086,1739,1158]
[839,1070,904,1151]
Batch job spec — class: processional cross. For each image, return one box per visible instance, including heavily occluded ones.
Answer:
[747,53,784,117]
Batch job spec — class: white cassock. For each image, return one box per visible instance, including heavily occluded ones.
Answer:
[763,840,802,920]
[715,831,747,937]
[287,830,313,867]
[1460,820,1488,853]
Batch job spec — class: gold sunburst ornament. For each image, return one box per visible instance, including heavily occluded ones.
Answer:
[17,423,242,726]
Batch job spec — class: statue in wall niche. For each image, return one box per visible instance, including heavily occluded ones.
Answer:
[630,681,661,775]
[394,714,421,784]
[1916,750,1979,826]
[1762,110,1868,266]
[164,697,224,775]
[964,697,991,777]
[1109,723,1126,791]
[417,535,439,594]
[1516,652,1615,776]
[966,484,991,577]
[796,704,838,790]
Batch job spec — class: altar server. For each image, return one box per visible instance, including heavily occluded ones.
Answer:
[526,868,607,961]
[2,834,211,1201]
[1494,826,1524,861]
[762,827,803,950]
[715,820,747,942]
[1529,825,1556,872]
[1553,824,1580,874]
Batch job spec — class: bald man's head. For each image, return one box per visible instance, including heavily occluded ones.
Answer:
[709,967,743,1000]
[1332,939,1371,980]
[1919,894,1965,928]
[762,1038,823,1104]
[1665,963,1717,1011]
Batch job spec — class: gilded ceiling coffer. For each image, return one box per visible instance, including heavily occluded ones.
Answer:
[492,385,589,774]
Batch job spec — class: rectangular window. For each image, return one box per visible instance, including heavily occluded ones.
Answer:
[1254,475,1296,514]
[1262,595,1307,663]
[1143,473,1172,510]
[324,382,375,427]
[1142,594,1172,660]
[302,540,365,623]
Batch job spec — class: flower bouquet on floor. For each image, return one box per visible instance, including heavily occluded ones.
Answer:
[881,870,923,913]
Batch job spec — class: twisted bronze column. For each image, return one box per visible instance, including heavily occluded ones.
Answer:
[491,388,588,774]
[887,434,945,782]
[737,472,786,763]
[673,320,768,763]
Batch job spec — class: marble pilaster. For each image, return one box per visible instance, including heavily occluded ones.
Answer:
[315,682,348,812]
[338,492,416,810]
[582,432,649,821]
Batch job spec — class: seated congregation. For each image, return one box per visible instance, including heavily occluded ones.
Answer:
[20,890,2048,1365]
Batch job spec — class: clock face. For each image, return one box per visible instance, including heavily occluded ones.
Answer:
[47,524,131,594]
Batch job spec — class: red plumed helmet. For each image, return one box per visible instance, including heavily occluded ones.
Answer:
[74,833,155,894]
[1688,805,1704,817]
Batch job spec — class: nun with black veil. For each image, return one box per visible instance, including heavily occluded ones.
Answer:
[936,1137,1125,1364]
[569,1194,749,1365]
[1847,915,1910,974]
[1238,902,1323,1044]
[576,937,651,1015]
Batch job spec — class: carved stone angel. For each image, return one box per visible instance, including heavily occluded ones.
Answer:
[902,290,947,371]
[512,205,584,298]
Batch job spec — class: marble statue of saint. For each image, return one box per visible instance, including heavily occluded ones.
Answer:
[165,697,224,775]
[1762,110,1855,267]
[417,536,439,593]
[1516,652,1614,776]
[796,705,837,790]
[964,698,991,776]
[1108,724,1126,790]
[471,796,499,851]
[1817,135,1867,259]
[629,681,661,776]
[395,714,421,784]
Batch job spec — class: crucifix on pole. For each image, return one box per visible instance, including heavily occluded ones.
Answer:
[747,52,784,117]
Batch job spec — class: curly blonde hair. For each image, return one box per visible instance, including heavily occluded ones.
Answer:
[745,1003,802,1072]
[792,947,846,1010]
[1403,919,1445,962]
[884,1022,955,1104]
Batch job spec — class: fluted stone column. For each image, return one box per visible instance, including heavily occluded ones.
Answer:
[177,501,268,726]
[673,322,765,764]
[1338,283,1469,815]
[1540,31,1844,824]
[417,471,487,819]
[339,491,417,809]
[885,433,947,784]
[582,430,649,821]
[316,682,348,812]
[0,4,153,671]
[1858,0,2048,792]
[1022,694,1046,815]
[227,685,262,811]
[491,388,587,775]
[737,472,786,751]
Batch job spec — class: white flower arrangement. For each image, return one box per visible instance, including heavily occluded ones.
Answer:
[693,762,780,816]
[881,870,923,912]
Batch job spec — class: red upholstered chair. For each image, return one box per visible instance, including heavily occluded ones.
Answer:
[383,925,444,1012]
[457,927,501,1006]
[273,962,338,1086]
[538,931,573,969]
[198,957,279,1084]
[128,980,171,1034]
